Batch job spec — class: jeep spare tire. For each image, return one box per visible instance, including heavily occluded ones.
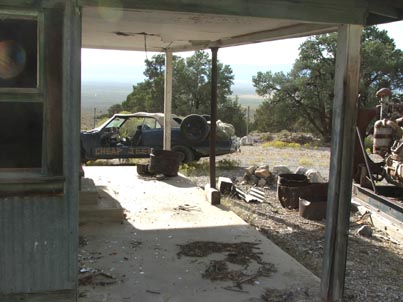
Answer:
[180,114,210,144]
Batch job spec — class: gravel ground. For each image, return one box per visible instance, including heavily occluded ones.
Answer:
[186,144,403,302]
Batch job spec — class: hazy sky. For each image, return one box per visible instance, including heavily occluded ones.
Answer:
[82,21,403,88]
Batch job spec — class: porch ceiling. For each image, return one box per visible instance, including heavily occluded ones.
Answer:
[82,8,338,52]
[80,0,403,53]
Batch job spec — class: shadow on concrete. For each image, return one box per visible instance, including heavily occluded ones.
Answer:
[78,221,321,302]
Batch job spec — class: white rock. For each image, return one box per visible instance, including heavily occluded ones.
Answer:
[240,135,254,146]
[295,166,307,175]
[305,169,324,183]
[272,165,291,175]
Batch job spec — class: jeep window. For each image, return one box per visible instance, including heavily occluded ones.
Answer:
[105,117,126,129]
[119,117,143,137]
[143,117,161,130]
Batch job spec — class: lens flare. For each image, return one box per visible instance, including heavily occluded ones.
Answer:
[97,0,123,23]
[0,40,26,80]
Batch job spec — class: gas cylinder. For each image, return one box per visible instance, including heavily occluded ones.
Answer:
[373,119,393,156]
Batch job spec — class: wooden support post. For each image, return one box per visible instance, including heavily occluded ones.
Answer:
[320,24,363,302]
[209,47,218,190]
[163,50,173,150]
[63,0,82,292]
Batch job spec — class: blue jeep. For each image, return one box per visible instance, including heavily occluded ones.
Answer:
[80,112,240,163]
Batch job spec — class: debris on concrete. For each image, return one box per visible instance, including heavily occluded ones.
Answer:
[79,236,88,247]
[177,241,263,263]
[262,287,315,302]
[178,241,277,289]
[129,240,142,249]
[174,204,201,212]
[357,225,373,237]
[79,272,117,286]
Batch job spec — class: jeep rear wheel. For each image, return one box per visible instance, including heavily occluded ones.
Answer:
[180,114,210,144]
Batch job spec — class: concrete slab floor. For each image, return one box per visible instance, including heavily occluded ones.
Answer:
[79,166,320,302]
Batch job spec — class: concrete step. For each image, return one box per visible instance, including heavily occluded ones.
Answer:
[79,185,124,224]
[80,178,98,206]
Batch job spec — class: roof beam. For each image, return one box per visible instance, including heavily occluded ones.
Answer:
[79,0,368,25]
[171,23,338,52]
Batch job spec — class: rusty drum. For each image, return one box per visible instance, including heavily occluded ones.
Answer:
[277,174,309,209]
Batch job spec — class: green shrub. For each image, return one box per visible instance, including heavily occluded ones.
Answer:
[298,157,314,166]
[179,161,209,176]
[260,133,274,142]
[364,136,373,153]
[217,158,241,169]
[262,140,301,149]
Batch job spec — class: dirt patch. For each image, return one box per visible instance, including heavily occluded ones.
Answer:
[188,143,403,302]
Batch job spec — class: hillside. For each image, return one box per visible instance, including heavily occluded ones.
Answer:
[81,80,263,128]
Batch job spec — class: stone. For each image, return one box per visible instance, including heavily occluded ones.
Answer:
[305,169,324,183]
[235,176,244,183]
[265,173,275,185]
[248,175,259,185]
[240,135,254,145]
[272,165,291,175]
[204,184,220,205]
[357,225,373,237]
[257,178,267,187]
[245,165,257,176]
[255,167,270,178]
[295,166,307,175]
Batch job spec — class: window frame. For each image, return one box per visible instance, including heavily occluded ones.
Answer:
[0,9,64,192]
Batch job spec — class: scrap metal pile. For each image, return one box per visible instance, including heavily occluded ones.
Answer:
[356,88,403,189]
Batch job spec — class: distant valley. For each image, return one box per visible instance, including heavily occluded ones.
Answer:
[81,80,263,128]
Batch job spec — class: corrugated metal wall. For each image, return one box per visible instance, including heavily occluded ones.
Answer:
[0,195,74,293]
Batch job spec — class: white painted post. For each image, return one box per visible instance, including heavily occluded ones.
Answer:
[163,50,173,150]
[321,24,363,302]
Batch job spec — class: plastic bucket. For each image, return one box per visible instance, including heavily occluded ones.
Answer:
[148,149,185,177]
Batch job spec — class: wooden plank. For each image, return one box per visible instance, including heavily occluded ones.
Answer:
[43,7,63,176]
[0,290,76,302]
[0,93,42,102]
[62,0,81,294]
[0,0,64,8]
[78,0,368,25]
[209,47,218,190]
[320,24,363,302]
[163,50,173,151]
